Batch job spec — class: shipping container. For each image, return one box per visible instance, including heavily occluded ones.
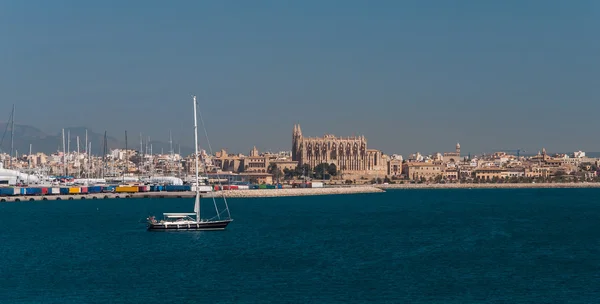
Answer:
[237,185,249,190]
[258,184,267,189]
[41,187,48,195]
[266,185,276,189]
[60,188,70,195]
[50,188,61,195]
[80,187,88,194]
[0,188,17,196]
[115,186,138,193]
[276,184,283,189]
[103,186,116,193]
[164,185,191,192]
[137,185,150,192]
[311,182,324,188]
[191,185,213,192]
[19,188,26,195]
[88,186,103,194]
[150,185,164,192]
[69,187,81,194]
[25,187,42,195]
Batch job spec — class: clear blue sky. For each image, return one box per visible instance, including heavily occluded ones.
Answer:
[1,0,598,156]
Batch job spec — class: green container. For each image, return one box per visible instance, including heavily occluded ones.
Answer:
[258,184,267,189]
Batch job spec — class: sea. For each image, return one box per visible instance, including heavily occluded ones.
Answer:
[1,188,599,303]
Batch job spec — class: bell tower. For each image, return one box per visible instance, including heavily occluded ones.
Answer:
[292,124,303,161]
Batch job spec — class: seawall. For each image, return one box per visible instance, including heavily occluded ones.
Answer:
[203,186,385,198]
[0,186,385,202]
[376,182,600,190]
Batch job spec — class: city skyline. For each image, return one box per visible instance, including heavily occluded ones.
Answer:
[0,120,597,159]
[1,1,598,155]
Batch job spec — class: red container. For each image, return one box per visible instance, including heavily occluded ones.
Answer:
[80,187,89,194]
[214,185,220,191]
[137,186,149,192]
[41,187,48,194]
[221,185,238,190]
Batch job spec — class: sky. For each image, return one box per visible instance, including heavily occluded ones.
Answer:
[1,0,598,156]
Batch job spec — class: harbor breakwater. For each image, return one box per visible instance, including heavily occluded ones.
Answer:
[0,186,385,202]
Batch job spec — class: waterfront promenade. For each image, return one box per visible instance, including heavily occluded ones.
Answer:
[376,182,600,190]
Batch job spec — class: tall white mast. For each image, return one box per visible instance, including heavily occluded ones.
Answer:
[28,143,32,184]
[139,132,143,176]
[67,130,70,155]
[169,130,173,176]
[85,129,88,179]
[193,95,201,221]
[76,136,80,178]
[89,142,92,178]
[150,142,153,176]
[62,129,66,176]
[9,104,15,169]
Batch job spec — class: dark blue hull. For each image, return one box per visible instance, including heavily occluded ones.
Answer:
[147,219,232,231]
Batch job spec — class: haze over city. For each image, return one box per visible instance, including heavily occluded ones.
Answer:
[1,1,598,156]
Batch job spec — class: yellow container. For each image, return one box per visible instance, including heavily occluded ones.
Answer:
[69,187,81,194]
[116,186,138,193]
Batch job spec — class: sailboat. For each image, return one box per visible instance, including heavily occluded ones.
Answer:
[146,95,233,231]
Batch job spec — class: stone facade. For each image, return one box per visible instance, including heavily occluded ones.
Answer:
[402,162,443,181]
[292,124,387,179]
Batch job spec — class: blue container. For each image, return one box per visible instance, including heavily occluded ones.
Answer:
[103,186,116,192]
[0,188,15,196]
[165,185,190,192]
[88,186,103,194]
[277,184,283,189]
[20,188,26,195]
[60,188,70,195]
[25,188,42,195]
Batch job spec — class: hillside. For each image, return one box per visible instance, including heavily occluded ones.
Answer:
[0,123,194,156]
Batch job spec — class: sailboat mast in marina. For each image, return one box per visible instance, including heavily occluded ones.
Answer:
[146,95,233,231]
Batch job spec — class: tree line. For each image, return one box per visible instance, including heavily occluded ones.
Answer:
[268,163,338,182]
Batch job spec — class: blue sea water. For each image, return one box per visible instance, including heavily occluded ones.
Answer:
[1,188,600,303]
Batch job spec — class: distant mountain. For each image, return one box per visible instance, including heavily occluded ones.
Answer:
[585,152,600,158]
[0,123,194,156]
